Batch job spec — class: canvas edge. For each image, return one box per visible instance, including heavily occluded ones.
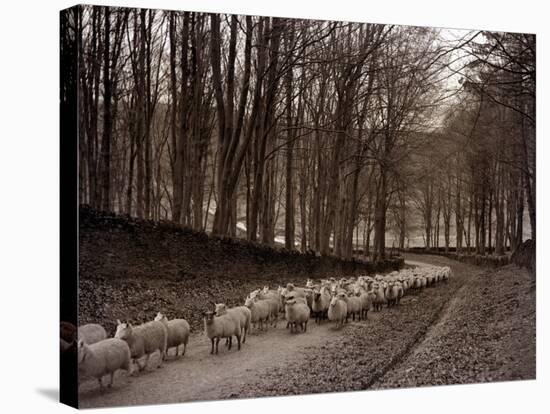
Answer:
[60,4,80,409]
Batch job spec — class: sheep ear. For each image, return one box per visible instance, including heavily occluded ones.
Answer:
[116,319,122,325]
[77,340,84,348]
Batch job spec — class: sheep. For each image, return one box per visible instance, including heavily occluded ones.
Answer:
[61,337,73,353]
[372,282,387,311]
[284,297,311,333]
[396,281,404,304]
[328,292,348,329]
[60,321,76,343]
[305,279,318,289]
[283,283,308,299]
[354,287,374,320]
[244,297,271,331]
[78,323,107,345]
[257,289,282,327]
[304,288,315,310]
[420,276,427,289]
[77,338,131,390]
[153,312,190,358]
[441,266,452,282]
[311,287,331,323]
[214,304,251,344]
[384,281,399,308]
[114,319,168,372]
[60,337,77,392]
[203,310,241,354]
[342,294,362,321]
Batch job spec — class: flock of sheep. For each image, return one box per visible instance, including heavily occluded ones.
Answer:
[61,265,452,392]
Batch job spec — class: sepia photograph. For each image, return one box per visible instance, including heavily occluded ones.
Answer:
[59,2,536,409]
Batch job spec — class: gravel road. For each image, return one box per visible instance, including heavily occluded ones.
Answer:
[78,254,535,408]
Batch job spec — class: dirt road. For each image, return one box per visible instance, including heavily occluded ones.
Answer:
[79,254,534,408]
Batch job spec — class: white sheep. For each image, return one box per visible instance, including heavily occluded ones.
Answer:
[284,297,311,333]
[244,297,271,331]
[354,287,374,320]
[385,281,400,307]
[282,283,308,300]
[311,287,331,323]
[396,282,404,302]
[78,323,107,345]
[154,312,190,358]
[215,304,251,344]
[77,338,131,390]
[343,294,362,321]
[257,289,282,327]
[114,319,168,372]
[328,292,348,328]
[441,266,452,282]
[203,310,242,354]
[60,337,73,353]
[372,282,387,311]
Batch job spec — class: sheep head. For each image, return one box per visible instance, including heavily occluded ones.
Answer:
[154,312,167,322]
[215,303,227,316]
[203,310,216,323]
[114,321,133,340]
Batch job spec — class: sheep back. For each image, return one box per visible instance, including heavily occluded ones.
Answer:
[78,338,131,380]
[248,299,271,323]
[204,313,241,339]
[285,302,310,323]
[328,299,348,322]
[133,321,168,356]
[78,323,107,345]
[164,319,190,349]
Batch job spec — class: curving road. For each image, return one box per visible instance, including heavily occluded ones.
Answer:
[79,254,533,408]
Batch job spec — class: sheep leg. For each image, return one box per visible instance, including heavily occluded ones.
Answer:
[182,343,187,357]
[210,338,215,354]
[142,354,151,371]
[97,376,104,391]
[157,351,163,368]
[228,336,232,350]
[304,321,308,332]
[215,337,220,354]
[138,355,148,372]
[237,335,241,351]
[108,372,114,388]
